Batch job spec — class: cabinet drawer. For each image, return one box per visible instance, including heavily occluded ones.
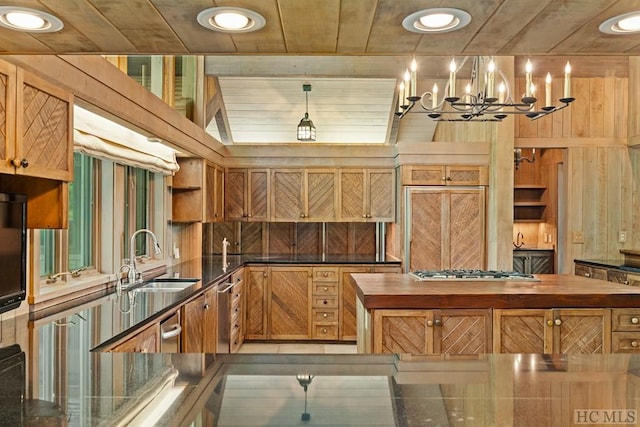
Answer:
[313,268,339,282]
[312,323,338,340]
[612,309,640,331]
[312,296,338,308]
[312,309,338,322]
[313,283,338,295]
[627,273,640,286]
[608,269,628,284]
[612,332,640,353]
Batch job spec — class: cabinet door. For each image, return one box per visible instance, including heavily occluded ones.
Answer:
[445,166,488,186]
[493,309,552,353]
[448,189,485,270]
[225,168,246,220]
[248,169,269,221]
[0,60,15,176]
[367,169,395,221]
[271,169,303,221]
[111,323,159,353]
[339,169,366,221]
[529,252,553,273]
[214,165,224,221]
[182,294,205,352]
[512,254,526,274]
[16,68,73,181]
[305,169,337,221]
[269,266,312,339]
[553,309,611,354]
[204,163,216,222]
[245,267,269,340]
[203,288,217,353]
[373,309,431,355]
[408,189,444,270]
[434,309,492,354]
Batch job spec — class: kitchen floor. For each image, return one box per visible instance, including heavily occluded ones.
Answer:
[238,342,357,354]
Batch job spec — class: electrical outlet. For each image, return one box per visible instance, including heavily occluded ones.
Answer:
[572,231,584,244]
[619,231,627,243]
[173,245,180,259]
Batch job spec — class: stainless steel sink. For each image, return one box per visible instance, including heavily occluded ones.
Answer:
[135,279,198,293]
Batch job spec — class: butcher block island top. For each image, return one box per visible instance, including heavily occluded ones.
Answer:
[351,273,640,309]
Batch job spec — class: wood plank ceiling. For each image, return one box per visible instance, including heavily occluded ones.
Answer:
[1,0,639,143]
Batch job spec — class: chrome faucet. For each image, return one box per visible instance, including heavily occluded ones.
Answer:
[514,232,525,249]
[127,229,162,286]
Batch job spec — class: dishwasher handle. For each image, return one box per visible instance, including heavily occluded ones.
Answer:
[161,324,182,340]
[217,282,234,293]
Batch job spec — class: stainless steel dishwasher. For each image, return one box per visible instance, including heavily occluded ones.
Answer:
[160,311,182,353]
[217,279,234,353]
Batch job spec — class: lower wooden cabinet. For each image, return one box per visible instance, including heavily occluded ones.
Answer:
[513,250,554,274]
[109,322,159,353]
[574,262,608,280]
[268,266,312,340]
[181,287,217,353]
[372,309,492,355]
[245,266,269,340]
[494,308,611,354]
[612,308,640,353]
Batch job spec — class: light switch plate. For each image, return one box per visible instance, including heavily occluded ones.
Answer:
[619,231,627,243]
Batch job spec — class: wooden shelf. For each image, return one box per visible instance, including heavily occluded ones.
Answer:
[514,202,546,207]
[172,186,201,191]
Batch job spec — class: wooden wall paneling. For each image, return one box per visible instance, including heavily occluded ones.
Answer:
[208,222,237,254]
[589,78,605,138]
[615,77,628,140]
[571,78,590,138]
[631,150,640,247]
[566,148,584,264]
[534,76,552,139]
[349,223,376,255]
[0,60,15,176]
[551,74,565,138]
[516,77,537,139]
[630,57,640,144]
[603,77,615,138]
[296,222,321,255]
[171,222,202,262]
[584,148,607,258]
[326,223,349,254]
[268,222,294,255]
[241,222,263,254]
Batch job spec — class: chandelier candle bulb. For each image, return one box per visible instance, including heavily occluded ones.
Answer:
[545,73,552,107]
[525,59,533,98]
[432,84,438,109]
[448,58,456,99]
[487,59,495,100]
[410,58,417,97]
[398,81,405,109]
[564,62,571,99]
[404,69,411,102]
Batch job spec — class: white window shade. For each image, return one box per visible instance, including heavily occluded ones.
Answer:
[73,106,179,175]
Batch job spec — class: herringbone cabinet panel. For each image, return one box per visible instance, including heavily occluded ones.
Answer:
[306,170,336,220]
[225,169,246,220]
[339,170,365,221]
[435,309,492,354]
[409,191,443,271]
[556,309,610,354]
[368,170,394,221]
[272,170,303,221]
[374,310,429,355]
[0,67,9,174]
[494,309,548,353]
[248,170,269,221]
[296,222,321,255]
[269,267,312,339]
[245,267,268,339]
[449,191,484,270]
[241,222,263,254]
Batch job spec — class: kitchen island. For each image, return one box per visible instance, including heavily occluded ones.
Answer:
[352,273,640,355]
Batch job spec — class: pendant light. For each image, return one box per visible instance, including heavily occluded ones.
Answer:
[297,84,316,141]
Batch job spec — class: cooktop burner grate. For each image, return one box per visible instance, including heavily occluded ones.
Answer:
[410,269,539,281]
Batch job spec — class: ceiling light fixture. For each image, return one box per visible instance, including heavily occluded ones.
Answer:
[297,84,316,141]
[599,11,640,34]
[0,6,63,32]
[396,56,574,122]
[197,6,265,33]
[402,8,471,33]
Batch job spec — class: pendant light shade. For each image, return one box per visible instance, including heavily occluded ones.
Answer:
[297,84,316,141]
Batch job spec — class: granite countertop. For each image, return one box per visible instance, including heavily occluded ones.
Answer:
[574,258,640,272]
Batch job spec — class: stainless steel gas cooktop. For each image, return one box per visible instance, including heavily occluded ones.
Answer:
[410,269,539,281]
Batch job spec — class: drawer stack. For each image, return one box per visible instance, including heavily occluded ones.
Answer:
[612,308,640,352]
[311,267,339,339]
[230,270,244,353]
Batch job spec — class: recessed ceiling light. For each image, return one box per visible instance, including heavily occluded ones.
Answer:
[402,8,471,34]
[0,6,63,32]
[197,7,265,33]
[600,11,640,34]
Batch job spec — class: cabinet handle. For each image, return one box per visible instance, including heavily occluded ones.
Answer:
[632,317,639,324]
[434,319,442,326]
[427,320,434,327]
[633,341,639,348]
[624,280,630,285]
[11,158,28,168]
[585,272,591,277]
[162,324,182,340]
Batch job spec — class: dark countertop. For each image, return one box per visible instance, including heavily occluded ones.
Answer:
[574,258,640,273]
[352,273,640,309]
[5,350,640,426]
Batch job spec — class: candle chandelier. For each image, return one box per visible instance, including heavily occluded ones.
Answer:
[396,56,575,122]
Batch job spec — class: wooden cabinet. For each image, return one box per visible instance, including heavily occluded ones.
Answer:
[311,267,339,339]
[401,165,488,186]
[574,262,608,280]
[304,169,337,221]
[172,157,224,223]
[494,308,611,354]
[229,270,245,353]
[372,309,492,355]
[339,265,401,341]
[611,308,640,353]
[514,185,547,222]
[181,287,216,353]
[339,168,395,222]
[225,168,270,221]
[0,63,73,229]
[245,266,269,340]
[109,322,159,353]
[407,187,485,271]
[513,250,554,274]
[268,266,312,340]
[271,169,304,221]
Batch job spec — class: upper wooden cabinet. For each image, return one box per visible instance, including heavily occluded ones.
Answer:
[225,168,270,221]
[271,168,338,222]
[401,165,488,186]
[172,157,224,223]
[339,168,395,222]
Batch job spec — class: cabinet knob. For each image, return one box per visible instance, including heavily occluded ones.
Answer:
[632,317,639,324]
[624,280,630,285]
[322,328,328,333]
[322,273,328,277]
[362,214,367,218]
[441,177,446,181]
[247,213,252,218]
[263,272,268,278]
[204,303,210,310]
[323,286,328,291]
[633,341,639,348]
[446,176,452,181]
[554,318,562,326]
[300,213,306,218]
[323,300,328,305]
[323,313,328,318]
[427,320,434,327]
[434,319,442,326]
[11,158,28,168]
[547,320,554,326]
[585,272,591,277]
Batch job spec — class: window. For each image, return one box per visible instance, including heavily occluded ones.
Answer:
[124,166,154,261]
